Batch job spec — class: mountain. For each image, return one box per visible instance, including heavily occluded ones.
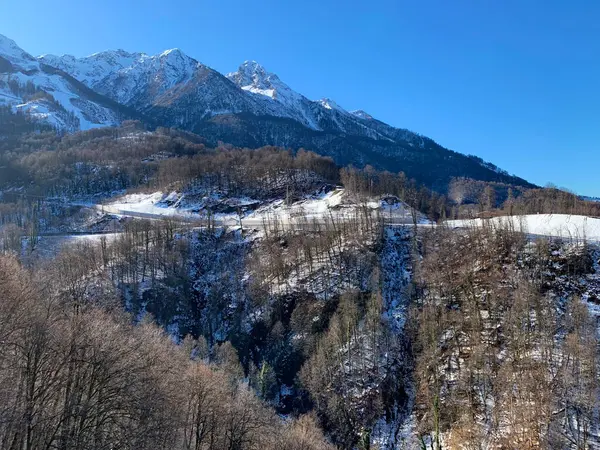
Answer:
[41,48,273,127]
[226,61,401,142]
[0,35,143,131]
[0,34,535,191]
[39,49,146,88]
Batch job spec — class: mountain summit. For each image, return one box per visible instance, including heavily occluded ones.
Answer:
[0,33,37,69]
[227,60,282,98]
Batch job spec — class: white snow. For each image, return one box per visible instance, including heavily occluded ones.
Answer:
[103,192,188,218]
[92,47,200,106]
[0,35,120,131]
[39,44,201,112]
[318,97,346,112]
[351,109,374,120]
[101,189,418,230]
[226,60,323,130]
[448,214,600,242]
[225,61,391,138]
[0,33,37,70]
[39,49,146,87]
[31,233,121,258]
[246,189,345,221]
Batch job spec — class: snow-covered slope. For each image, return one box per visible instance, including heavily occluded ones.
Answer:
[92,48,201,107]
[0,34,122,131]
[225,60,393,139]
[39,49,146,88]
[351,109,374,120]
[0,34,38,70]
[226,60,321,129]
[101,188,417,227]
[43,50,269,125]
[449,214,600,242]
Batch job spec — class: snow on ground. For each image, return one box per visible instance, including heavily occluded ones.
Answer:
[245,188,346,222]
[449,214,600,241]
[101,189,418,227]
[248,188,420,227]
[26,233,120,259]
[101,191,218,221]
[105,192,182,216]
[371,227,419,449]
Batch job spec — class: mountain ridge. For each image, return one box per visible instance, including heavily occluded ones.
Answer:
[0,33,535,191]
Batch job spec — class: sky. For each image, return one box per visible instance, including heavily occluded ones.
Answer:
[1,0,599,195]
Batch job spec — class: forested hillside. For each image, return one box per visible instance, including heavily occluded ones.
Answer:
[0,122,599,449]
[0,255,336,450]
[411,224,600,448]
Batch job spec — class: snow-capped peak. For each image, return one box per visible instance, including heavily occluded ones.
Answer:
[3,33,398,142]
[0,33,36,69]
[38,53,75,63]
[240,59,267,73]
[351,109,374,120]
[227,60,283,99]
[38,49,148,87]
[88,49,146,62]
[159,48,184,58]
[227,60,332,129]
[149,47,199,83]
[155,48,198,71]
[319,98,346,112]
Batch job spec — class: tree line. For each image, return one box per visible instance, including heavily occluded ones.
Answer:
[0,123,338,201]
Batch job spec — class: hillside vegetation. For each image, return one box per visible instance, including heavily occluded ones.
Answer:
[0,124,599,449]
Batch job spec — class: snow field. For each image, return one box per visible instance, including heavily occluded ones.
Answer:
[449,214,600,242]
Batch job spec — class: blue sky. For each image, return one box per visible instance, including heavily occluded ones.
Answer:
[1,0,599,195]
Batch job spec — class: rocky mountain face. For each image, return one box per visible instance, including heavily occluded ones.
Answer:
[0,34,534,191]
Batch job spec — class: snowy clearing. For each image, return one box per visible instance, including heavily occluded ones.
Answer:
[448,214,600,242]
[100,189,420,227]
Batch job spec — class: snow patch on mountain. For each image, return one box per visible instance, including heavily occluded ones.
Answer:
[0,34,120,130]
[227,60,322,129]
[351,109,374,120]
[39,45,202,110]
[225,61,396,140]
[39,49,146,87]
[5,75,117,130]
[227,60,278,98]
[318,97,345,112]
[0,34,37,70]
[92,48,200,106]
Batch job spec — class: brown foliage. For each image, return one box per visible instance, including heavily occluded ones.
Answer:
[0,255,334,450]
